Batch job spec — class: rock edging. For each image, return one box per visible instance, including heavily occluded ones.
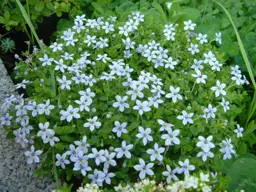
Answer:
[0,59,55,192]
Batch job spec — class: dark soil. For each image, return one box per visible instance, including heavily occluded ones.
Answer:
[0,13,69,74]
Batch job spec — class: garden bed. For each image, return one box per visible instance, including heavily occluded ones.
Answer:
[1,1,256,192]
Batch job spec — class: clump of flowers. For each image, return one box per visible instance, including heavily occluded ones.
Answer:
[70,172,217,192]
[0,11,249,189]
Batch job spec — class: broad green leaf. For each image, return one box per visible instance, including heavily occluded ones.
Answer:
[179,7,201,21]
[227,157,256,191]
[92,2,104,15]
[4,11,10,21]
[0,16,6,24]
[151,2,167,23]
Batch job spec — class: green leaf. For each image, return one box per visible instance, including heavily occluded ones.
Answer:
[55,142,66,150]
[0,16,6,24]
[56,19,72,32]
[35,2,45,12]
[7,20,18,26]
[179,7,201,21]
[4,11,10,21]
[54,126,76,135]
[92,2,104,15]
[98,121,112,137]
[46,2,54,10]
[116,171,125,179]
[56,11,62,17]
[227,157,256,191]
[127,121,140,132]
[151,2,167,23]
[60,135,74,143]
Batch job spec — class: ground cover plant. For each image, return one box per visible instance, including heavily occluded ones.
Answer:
[0,5,253,190]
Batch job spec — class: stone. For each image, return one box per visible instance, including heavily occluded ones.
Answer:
[0,59,56,192]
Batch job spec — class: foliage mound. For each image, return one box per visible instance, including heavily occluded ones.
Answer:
[0,11,250,190]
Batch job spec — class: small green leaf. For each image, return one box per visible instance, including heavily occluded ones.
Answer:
[55,142,66,150]
[60,135,74,142]
[35,2,45,12]
[116,171,125,178]
[7,20,18,26]
[55,126,76,135]
[46,2,54,10]
[56,11,62,17]
[0,16,6,24]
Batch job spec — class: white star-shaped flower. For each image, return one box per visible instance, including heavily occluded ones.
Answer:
[177,110,194,125]
[134,159,154,179]
[161,127,180,146]
[162,165,179,183]
[112,121,128,138]
[184,20,196,31]
[178,159,195,176]
[136,126,153,145]
[211,80,226,97]
[234,124,244,138]
[165,86,182,103]
[113,95,129,112]
[83,116,102,132]
[146,143,165,161]
[196,135,215,152]
[114,141,133,159]
[133,100,151,115]
[192,70,207,84]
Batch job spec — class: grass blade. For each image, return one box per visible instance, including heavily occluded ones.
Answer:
[15,0,44,50]
[214,0,256,125]
[213,0,256,89]
[52,149,60,188]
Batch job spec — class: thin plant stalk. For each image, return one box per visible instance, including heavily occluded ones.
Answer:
[213,0,256,125]
[15,0,44,50]
[52,149,60,188]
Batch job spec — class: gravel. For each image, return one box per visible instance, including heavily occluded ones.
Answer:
[0,59,55,192]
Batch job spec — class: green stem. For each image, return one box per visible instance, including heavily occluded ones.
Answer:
[202,0,208,24]
[191,81,197,93]
[52,149,60,188]
[246,91,256,125]
[225,82,236,91]
[23,25,32,51]
[164,146,169,158]
[50,69,57,96]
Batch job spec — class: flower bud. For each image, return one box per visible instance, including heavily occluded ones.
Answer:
[106,113,111,119]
